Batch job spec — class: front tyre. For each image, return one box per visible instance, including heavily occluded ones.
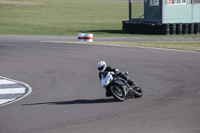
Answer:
[110,85,126,101]
[133,87,143,98]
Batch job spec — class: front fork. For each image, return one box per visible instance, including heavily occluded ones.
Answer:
[126,82,138,96]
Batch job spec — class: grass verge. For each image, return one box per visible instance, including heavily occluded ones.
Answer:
[96,41,200,52]
[0,0,128,36]
[53,41,200,52]
[0,0,200,38]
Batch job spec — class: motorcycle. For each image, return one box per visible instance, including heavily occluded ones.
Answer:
[101,71,143,101]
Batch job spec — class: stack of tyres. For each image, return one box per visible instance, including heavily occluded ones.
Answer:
[138,23,143,34]
[132,23,137,34]
[123,21,132,34]
[176,23,182,35]
[146,23,155,34]
[189,23,194,34]
[170,24,176,35]
[151,23,155,34]
[155,23,162,35]
[142,23,146,34]
[145,23,149,34]
[127,22,132,33]
[162,24,170,35]
[194,23,200,34]
[183,24,189,34]
[134,23,138,34]
[122,21,127,33]
[122,21,200,35]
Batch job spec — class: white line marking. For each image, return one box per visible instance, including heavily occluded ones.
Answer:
[0,76,32,107]
[0,88,25,94]
[0,99,15,104]
[0,79,17,85]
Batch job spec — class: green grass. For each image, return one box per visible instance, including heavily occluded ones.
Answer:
[0,0,129,36]
[52,40,200,52]
[0,0,199,38]
[96,41,200,52]
[132,2,144,18]
[1,0,199,51]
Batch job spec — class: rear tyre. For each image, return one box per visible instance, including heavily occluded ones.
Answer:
[110,85,126,101]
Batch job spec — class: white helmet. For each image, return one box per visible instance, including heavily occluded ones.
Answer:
[97,61,107,72]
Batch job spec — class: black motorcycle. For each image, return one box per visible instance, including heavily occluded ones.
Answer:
[101,71,143,101]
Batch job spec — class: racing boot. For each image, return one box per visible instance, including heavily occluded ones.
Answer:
[105,91,112,97]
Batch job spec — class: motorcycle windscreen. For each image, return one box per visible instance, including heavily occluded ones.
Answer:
[101,71,109,78]
[101,72,112,87]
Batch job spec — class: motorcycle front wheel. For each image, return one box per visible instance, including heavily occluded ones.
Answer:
[133,87,143,98]
[110,85,126,101]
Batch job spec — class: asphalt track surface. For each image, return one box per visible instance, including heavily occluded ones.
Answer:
[0,35,200,133]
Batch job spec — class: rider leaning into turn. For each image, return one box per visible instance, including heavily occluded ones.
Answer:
[97,61,134,97]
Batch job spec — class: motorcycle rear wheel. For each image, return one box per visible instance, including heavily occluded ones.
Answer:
[110,85,126,101]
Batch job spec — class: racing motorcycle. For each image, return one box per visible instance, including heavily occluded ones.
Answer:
[101,71,143,101]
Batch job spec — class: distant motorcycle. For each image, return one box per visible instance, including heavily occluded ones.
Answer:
[101,71,143,101]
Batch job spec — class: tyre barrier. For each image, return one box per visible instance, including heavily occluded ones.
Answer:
[162,24,170,35]
[78,33,85,42]
[170,24,176,35]
[189,23,194,34]
[122,21,200,35]
[155,23,162,35]
[194,23,200,34]
[85,34,93,42]
[176,23,182,35]
[78,33,93,42]
[183,24,189,35]
[147,23,155,35]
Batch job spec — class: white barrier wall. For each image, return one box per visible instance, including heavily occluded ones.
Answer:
[85,34,93,42]
[78,33,93,42]
[78,33,85,42]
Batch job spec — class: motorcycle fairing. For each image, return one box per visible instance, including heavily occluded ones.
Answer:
[101,72,113,88]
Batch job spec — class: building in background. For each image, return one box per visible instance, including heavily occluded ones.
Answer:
[123,0,200,35]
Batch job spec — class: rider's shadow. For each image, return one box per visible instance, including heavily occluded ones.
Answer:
[22,98,116,106]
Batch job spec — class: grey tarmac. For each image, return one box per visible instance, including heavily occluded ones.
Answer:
[0,35,200,133]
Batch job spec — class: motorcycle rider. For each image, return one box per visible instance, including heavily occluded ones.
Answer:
[97,61,134,97]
